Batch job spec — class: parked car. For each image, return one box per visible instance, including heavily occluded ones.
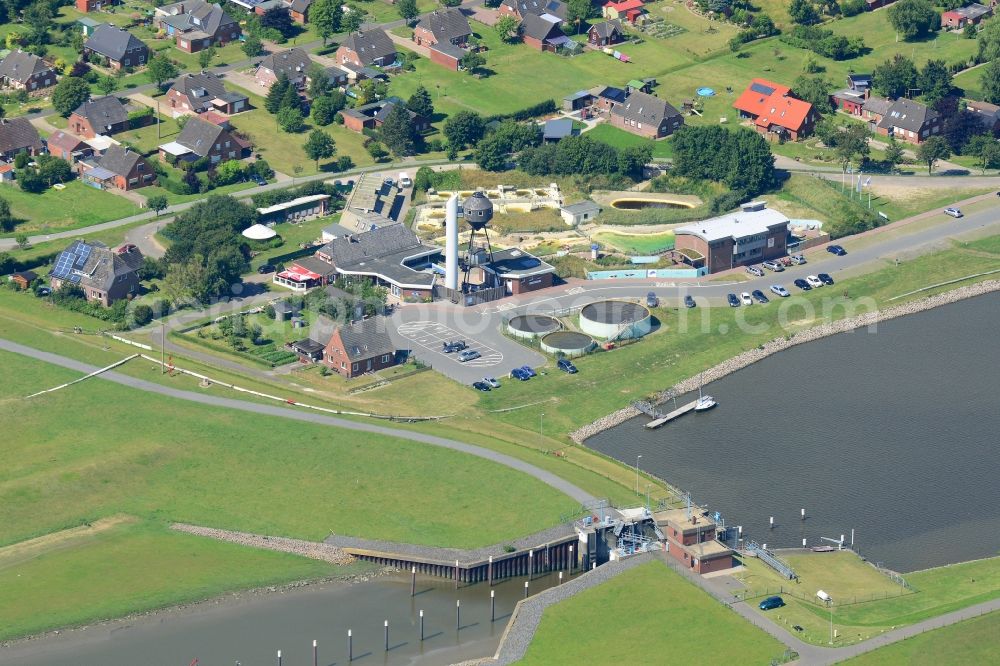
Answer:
[442,340,467,353]
[818,273,834,286]
[751,289,769,304]
[745,265,764,277]
[944,207,963,218]
[806,275,823,288]
[827,244,847,256]
[399,172,413,188]
[458,350,481,362]
[519,365,537,377]
[383,177,395,188]
[472,381,491,392]
[646,291,659,308]
[36,286,51,297]
[769,284,790,297]
[727,293,740,307]
[790,254,807,265]
[683,295,696,308]
[793,278,811,291]
[557,358,578,374]
[759,596,785,611]
[254,176,267,186]
[510,367,531,381]
[739,292,753,305]
[484,376,501,388]
[762,260,784,272]
[116,243,138,254]
[257,264,276,274]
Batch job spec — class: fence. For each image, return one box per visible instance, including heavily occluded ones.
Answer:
[106,333,152,351]
[586,267,707,280]
[735,583,915,609]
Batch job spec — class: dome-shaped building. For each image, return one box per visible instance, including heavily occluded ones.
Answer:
[462,191,494,230]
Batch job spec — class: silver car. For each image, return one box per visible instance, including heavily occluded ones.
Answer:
[458,350,481,362]
[769,284,790,297]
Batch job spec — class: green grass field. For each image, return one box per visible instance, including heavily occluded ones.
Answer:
[0,518,361,641]
[584,123,673,158]
[0,181,140,237]
[592,230,676,254]
[843,610,1000,665]
[519,559,787,664]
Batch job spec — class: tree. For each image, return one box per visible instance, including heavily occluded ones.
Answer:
[280,81,301,112]
[265,73,291,114]
[24,2,53,46]
[38,156,72,186]
[475,135,509,171]
[943,110,986,154]
[198,46,216,70]
[981,58,1000,104]
[883,136,905,171]
[0,196,14,232]
[792,75,834,113]
[148,194,169,216]
[132,303,154,327]
[277,106,305,132]
[365,140,388,161]
[147,55,179,90]
[916,135,950,174]
[407,86,433,119]
[460,50,486,75]
[444,110,486,148]
[261,7,295,38]
[380,103,416,156]
[887,0,938,41]
[964,134,1000,172]
[312,93,344,125]
[789,0,820,25]
[566,0,592,23]
[310,0,342,44]
[16,233,30,249]
[304,129,336,169]
[97,74,118,97]
[242,34,264,58]
[51,76,90,117]
[835,123,871,171]
[979,18,1000,62]
[495,15,519,42]
[872,54,918,99]
[397,0,418,20]
[918,59,953,105]
[342,8,366,34]
[307,63,332,99]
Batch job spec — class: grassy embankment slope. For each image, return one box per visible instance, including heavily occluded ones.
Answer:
[843,610,1000,665]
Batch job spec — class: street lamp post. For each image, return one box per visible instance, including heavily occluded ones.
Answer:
[635,455,642,495]
[539,412,544,444]
[827,598,834,645]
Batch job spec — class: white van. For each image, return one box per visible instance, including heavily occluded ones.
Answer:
[399,172,413,188]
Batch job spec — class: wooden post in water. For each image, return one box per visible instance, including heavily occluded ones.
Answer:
[456,599,461,630]
[384,620,389,652]
[455,559,459,589]
[348,630,352,662]
[419,610,424,641]
[490,590,495,622]
[524,580,529,599]
[312,640,317,666]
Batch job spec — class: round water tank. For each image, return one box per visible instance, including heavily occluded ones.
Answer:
[463,192,494,230]
[579,300,652,340]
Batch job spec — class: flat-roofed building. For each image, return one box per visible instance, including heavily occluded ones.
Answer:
[673,201,789,274]
[654,507,734,575]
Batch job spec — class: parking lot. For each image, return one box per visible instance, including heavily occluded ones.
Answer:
[397,320,504,366]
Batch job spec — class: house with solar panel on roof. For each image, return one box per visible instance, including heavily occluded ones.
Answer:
[48,240,144,306]
[733,78,816,141]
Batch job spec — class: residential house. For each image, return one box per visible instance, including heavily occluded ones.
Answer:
[46,130,91,162]
[48,239,143,306]
[732,78,816,140]
[155,0,241,53]
[340,97,430,133]
[254,47,312,89]
[831,88,867,116]
[941,3,991,28]
[166,72,249,116]
[322,318,398,378]
[80,145,155,191]
[0,117,43,161]
[83,24,149,70]
[846,73,872,92]
[875,98,941,145]
[498,0,567,23]
[861,95,892,124]
[76,0,120,12]
[413,9,472,47]
[520,13,568,51]
[559,200,601,225]
[336,30,397,68]
[158,116,248,163]
[602,0,645,23]
[0,50,56,92]
[610,90,683,139]
[69,96,130,139]
[284,0,313,23]
[589,85,627,113]
[967,100,1000,133]
[588,19,624,47]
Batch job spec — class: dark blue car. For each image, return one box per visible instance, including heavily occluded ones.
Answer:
[557,359,578,374]
[510,368,530,381]
[794,278,811,291]
[727,293,740,307]
[827,245,847,256]
[519,365,537,377]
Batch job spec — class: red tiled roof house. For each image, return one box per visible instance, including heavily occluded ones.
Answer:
[733,78,816,141]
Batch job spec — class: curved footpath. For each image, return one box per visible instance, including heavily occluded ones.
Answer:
[0,338,596,506]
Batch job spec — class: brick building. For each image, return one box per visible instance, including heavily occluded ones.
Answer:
[0,50,56,92]
[336,30,396,68]
[413,8,472,47]
[158,116,248,163]
[654,508,735,575]
[875,98,941,145]
[166,72,248,116]
[673,201,789,274]
[155,0,241,53]
[80,145,155,191]
[733,78,816,141]
[48,240,143,306]
[83,24,149,70]
[609,90,683,139]
[69,96,130,138]
[322,318,398,378]
[254,47,313,89]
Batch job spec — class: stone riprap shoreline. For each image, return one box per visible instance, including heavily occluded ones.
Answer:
[172,523,355,565]
[570,279,1000,443]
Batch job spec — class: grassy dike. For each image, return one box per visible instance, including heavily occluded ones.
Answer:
[843,610,1000,665]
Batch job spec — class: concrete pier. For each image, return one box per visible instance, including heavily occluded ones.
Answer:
[645,400,699,429]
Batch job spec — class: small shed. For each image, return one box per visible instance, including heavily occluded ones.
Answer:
[543,117,575,142]
[271,300,303,321]
[291,338,325,362]
[560,200,602,226]
[77,17,100,36]
[11,270,37,289]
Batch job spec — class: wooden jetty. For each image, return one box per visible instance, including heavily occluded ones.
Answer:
[644,400,699,429]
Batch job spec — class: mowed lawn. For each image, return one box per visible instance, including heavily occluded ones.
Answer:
[519,559,786,664]
[584,123,674,158]
[1,181,140,237]
[0,519,357,642]
[843,610,1000,665]
[593,230,676,254]
[0,350,579,549]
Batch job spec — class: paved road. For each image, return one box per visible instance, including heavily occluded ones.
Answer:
[0,338,596,506]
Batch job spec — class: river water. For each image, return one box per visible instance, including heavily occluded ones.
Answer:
[588,292,1000,573]
[0,569,576,666]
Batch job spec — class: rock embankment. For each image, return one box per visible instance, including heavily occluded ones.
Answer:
[571,279,1000,443]
[172,523,355,565]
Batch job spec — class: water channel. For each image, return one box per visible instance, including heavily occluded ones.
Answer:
[588,291,1000,573]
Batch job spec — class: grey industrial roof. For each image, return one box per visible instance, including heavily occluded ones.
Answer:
[877,98,938,133]
[174,116,225,156]
[97,144,143,177]
[341,30,396,65]
[73,95,129,129]
[674,205,789,243]
[0,117,42,154]
[85,24,147,62]
[611,91,681,126]
[487,248,555,278]
[331,317,396,360]
[543,117,574,139]
[416,8,472,43]
[319,225,437,288]
[0,50,53,84]
[564,90,593,102]
[561,200,601,215]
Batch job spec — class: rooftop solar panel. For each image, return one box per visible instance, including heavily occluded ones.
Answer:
[51,252,74,279]
[67,273,82,284]
[74,243,93,269]
[750,82,776,96]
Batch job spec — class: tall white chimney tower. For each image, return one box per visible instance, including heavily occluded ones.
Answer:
[445,194,459,291]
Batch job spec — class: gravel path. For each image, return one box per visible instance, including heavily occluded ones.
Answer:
[172,523,354,565]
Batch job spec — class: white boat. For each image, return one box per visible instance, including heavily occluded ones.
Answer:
[695,394,717,411]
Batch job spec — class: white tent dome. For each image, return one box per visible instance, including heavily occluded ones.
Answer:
[242,223,277,241]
